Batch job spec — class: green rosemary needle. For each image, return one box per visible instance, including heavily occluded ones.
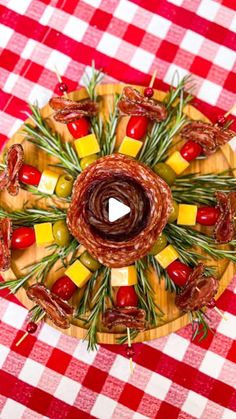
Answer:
[0,206,66,226]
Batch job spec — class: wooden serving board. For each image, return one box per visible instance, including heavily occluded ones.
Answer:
[1,84,235,344]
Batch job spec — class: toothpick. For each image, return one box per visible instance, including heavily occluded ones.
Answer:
[213,306,228,321]
[127,327,134,374]
[149,69,157,88]
[224,103,236,118]
[16,313,45,347]
[54,65,69,99]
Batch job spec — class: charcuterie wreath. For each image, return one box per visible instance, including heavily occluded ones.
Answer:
[1,65,236,365]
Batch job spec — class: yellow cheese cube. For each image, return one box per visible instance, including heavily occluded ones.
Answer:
[165,151,190,175]
[177,204,197,226]
[38,170,60,195]
[34,223,54,247]
[111,266,137,287]
[118,136,143,157]
[155,245,179,269]
[74,134,100,158]
[65,260,91,288]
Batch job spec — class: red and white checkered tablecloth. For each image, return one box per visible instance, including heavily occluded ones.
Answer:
[0,0,236,418]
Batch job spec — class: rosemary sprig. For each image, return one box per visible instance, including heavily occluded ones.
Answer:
[0,239,79,294]
[101,93,120,156]
[83,267,111,351]
[21,184,71,203]
[23,104,81,177]
[83,63,104,142]
[75,266,105,316]
[135,259,164,326]
[173,171,236,205]
[190,310,214,342]
[28,305,45,322]
[139,75,193,167]
[165,223,236,263]
[0,206,66,226]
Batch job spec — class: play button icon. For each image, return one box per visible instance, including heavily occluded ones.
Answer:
[108,198,131,222]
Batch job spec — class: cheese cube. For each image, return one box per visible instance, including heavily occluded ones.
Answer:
[177,204,197,226]
[38,170,60,195]
[118,136,143,157]
[74,134,100,158]
[65,260,91,288]
[155,245,179,269]
[34,223,54,247]
[111,266,137,287]
[165,151,189,175]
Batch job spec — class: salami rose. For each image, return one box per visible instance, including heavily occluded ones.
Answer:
[118,86,167,122]
[180,121,234,155]
[49,97,98,123]
[0,144,24,196]
[102,306,146,330]
[26,284,74,329]
[175,264,218,312]
[0,218,12,271]
[214,191,236,243]
[67,155,172,268]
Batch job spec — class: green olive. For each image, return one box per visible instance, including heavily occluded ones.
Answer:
[153,163,176,186]
[53,220,71,247]
[55,174,74,198]
[80,251,101,272]
[149,234,168,255]
[80,154,98,170]
[168,200,179,223]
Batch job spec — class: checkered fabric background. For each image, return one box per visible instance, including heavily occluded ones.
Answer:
[0,0,236,418]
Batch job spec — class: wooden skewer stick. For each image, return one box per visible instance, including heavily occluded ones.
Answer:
[16,313,45,347]
[195,287,227,320]
[127,327,134,375]
[224,103,236,118]
[149,69,157,88]
[54,65,69,99]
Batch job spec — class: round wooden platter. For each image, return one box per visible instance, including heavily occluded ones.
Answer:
[1,84,235,345]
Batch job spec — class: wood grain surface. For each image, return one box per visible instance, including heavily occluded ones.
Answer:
[1,84,235,344]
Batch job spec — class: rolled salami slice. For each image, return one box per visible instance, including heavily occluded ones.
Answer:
[49,97,98,123]
[102,306,146,330]
[0,144,24,196]
[180,121,234,155]
[0,218,12,271]
[67,154,172,267]
[27,284,73,329]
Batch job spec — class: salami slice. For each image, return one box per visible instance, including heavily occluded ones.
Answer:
[0,218,12,271]
[180,121,234,155]
[0,144,24,196]
[67,154,172,268]
[102,306,146,330]
[49,97,98,123]
[175,264,218,312]
[214,191,236,243]
[118,86,167,122]
[27,284,74,329]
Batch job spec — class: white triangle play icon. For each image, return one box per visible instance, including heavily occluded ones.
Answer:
[108,198,131,222]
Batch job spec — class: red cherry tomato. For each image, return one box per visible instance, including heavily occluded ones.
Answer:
[67,118,90,139]
[116,286,138,307]
[167,261,192,286]
[51,275,77,300]
[180,141,203,162]
[196,207,220,226]
[18,164,42,186]
[126,116,149,140]
[11,227,36,249]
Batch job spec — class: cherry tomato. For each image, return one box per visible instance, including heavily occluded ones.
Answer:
[67,118,90,139]
[51,275,77,300]
[18,164,42,186]
[116,286,138,307]
[11,227,36,249]
[196,207,220,226]
[180,141,203,162]
[126,116,148,140]
[166,260,192,286]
